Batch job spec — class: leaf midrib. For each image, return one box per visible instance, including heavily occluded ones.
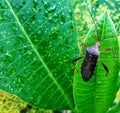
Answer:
[5,0,73,108]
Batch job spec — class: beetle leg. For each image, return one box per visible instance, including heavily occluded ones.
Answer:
[72,56,84,72]
[20,104,32,113]
[82,42,88,47]
[100,47,117,58]
[72,56,84,63]
[98,60,109,76]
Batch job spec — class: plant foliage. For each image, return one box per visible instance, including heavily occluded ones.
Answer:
[0,0,120,113]
[0,0,79,109]
[73,12,119,113]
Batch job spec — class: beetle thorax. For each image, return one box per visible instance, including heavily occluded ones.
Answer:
[86,42,100,56]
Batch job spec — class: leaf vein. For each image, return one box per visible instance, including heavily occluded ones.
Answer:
[5,0,72,108]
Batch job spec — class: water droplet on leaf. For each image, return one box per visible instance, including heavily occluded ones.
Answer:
[69,10,72,17]
[61,13,65,23]
[53,14,58,19]
[42,0,49,9]
[44,11,49,17]
[47,5,56,13]
[5,52,14,62]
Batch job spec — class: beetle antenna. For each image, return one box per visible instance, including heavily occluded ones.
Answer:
[84,1,98,41]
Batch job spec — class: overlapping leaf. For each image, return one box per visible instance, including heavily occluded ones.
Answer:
[73,12,119,113]
[0,0,79,109]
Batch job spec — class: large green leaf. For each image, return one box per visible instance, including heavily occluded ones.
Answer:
[73,12,119,113]
[0,0,79,109]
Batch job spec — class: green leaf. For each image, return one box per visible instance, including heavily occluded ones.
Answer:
[107,101,120,113]
[0,0,79,109]
[73,12,119,113]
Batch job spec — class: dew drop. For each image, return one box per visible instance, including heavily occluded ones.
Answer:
[47,5,56,13]
[5,52,14,62]
[61,13,65,23]
[48,17,52,22]
[44,10,49,17]
[9,67,15,75]
[42,0,49,9]
[69,9,72,17]
[33,0,37,2]
[33,0,38,11]
[53,13,58,19]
